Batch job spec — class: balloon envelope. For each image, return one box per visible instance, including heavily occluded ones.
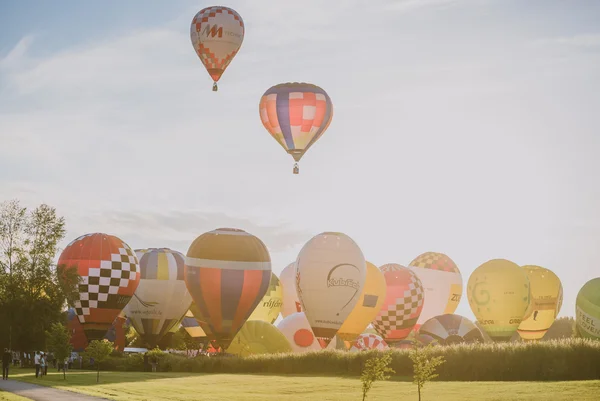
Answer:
[467,259,530,342]
[350,333,389,352]
[184,228,272,349]
[280,262,303,317]
[248,272,283,324]
[181,308,207,338]
[517,265,563,340]
[124,248,192,347]
[58,233,140,342]
[575,277,600,340]
[227,320,292,356]
[373,266,424,343]
[277,312,341,353]
[418,314,483,345]
[296,232,366,345]
[337,261,386,342]
[408,252,463,327]
[190,6,244,89]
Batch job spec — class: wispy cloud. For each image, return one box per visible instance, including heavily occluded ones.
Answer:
[384,0,477,13]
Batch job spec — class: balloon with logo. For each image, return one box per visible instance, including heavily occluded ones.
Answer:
[337,261,386,342]
[277,312,341,353]
[407,252,463,329]
[467,259,531,342]
[296,232,366,346]
[227,320,292,356]
[190,6,244,91]
[373,265,425,344]
[184,228,272,349]
[123,248,193,348]
[575,278,600,340]
[259,82,334,174]
[280,262,303,317]
[517,265,563,340]
[248,272,283,324]
[58,233,140,342]
[350,333,388,352]
[418,314,483,345]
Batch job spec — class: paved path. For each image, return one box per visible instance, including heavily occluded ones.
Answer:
[0,379,109,400]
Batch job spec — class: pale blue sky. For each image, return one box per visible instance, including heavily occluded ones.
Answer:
[1,0,599,321]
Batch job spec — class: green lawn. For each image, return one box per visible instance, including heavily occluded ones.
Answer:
[0,390,29,401]
[6,369,600,401]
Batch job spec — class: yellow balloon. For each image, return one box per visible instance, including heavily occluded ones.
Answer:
[227,320,292,356]
[467,259,531,342]
[517,265,563,340]
[337,261,387,342]
[248,273,283,324]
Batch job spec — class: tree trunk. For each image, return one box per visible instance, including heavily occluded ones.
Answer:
[96,364,100,383]
[418,383,421,401]
[63,364,66,380]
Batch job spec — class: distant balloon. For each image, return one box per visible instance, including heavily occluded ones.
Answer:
[277,312,341,353]
[190,6,244,91]
[517,265,563,340]
[296,232,366,346]
[380,263,405,273]
[184,228,272,349]
[248,272,283,324]
[418,314,483,345]
[181,308,207,338]
[259,82,333,174]
[124,248,193,348]
[337,261,386,342]
[408,252,463,328]
[227,320,292,356]
[373,266,425,344]
[467,259,531,342]
[280,262,303,318]
[58,233,140,342]
[575,277,600,340]
[349,333,389,352]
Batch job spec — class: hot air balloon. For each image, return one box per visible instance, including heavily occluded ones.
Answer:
[181,309,207,339]
[259,82,333,174]
[184,228,272,349]
[407,252,463,328]
[373,266,425,344]
[517,265,563,340]
[350,333,389,352]
[66,308,127,352]
[280,262,303,317]
[418,314,483,345]
[296,232,366,346]
[190,6,244,91]
[58,233,140,342]
[337,261,386,342]
[575,278,600,340]
[123,248,193,348]
[467,259,531,342]
[277,312,341,353]
[248,272,283,324]
[227,320,292,356]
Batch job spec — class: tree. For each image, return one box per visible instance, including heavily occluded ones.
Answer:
[409,342,446,401]
[0,200,80,353]
[544,317,575,340]
[45,323,73,380]
[360,352,395,401]
[146,347,164,372]
[84,339,114,383]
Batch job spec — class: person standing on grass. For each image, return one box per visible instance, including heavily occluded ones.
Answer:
[34,351,41,378]
[39,353,46,378]
[2,348,11,380]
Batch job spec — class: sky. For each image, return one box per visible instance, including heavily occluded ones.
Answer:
[1,0,599,321]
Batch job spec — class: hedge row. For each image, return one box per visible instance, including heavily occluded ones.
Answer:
[90,338,600,381]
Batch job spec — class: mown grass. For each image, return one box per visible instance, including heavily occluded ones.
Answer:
[0,390,29,401]
[8,369,600,401]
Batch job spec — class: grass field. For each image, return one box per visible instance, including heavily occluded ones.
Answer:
[0,390,29,401]
[7,369,600,401]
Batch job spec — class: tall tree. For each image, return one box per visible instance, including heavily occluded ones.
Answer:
[45,322,73,379]
[0,199,79,353]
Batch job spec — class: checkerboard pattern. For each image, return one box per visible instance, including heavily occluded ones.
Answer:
[409,252,459,273]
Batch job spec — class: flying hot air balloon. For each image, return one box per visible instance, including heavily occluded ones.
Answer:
[407,252,463,328]
[373,265,425,344]
[296,232,366,346]
[337,261,386,342]
[259,82,333,174]
[248,272,283,324]
[184,228,272,350]
[517,265,563,341]
[190,6,244,91]
[467,259,531,342]
[575,277,600,340]
[418,314,483,345]
[123,248,193,348]
[280,262,303,317]
[58,233,140,342]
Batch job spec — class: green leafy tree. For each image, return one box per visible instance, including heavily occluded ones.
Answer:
[45,323,73,379]
[544,317,576,340]
[360,352,395,401]
[0,200,80,353]
[146,346,164,372]
[409,342,446,401]
[84,339,114,383]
